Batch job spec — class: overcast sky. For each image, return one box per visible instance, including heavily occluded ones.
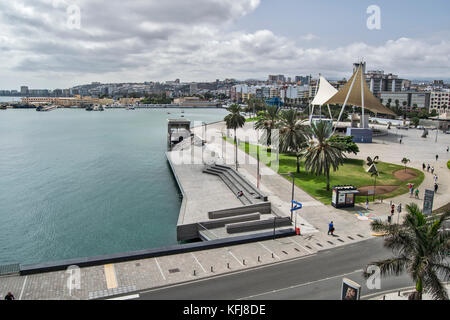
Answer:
[0,0,449,90]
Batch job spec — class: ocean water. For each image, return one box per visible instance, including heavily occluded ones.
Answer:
[0,108,228,265]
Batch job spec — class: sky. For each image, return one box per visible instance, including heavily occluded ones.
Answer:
[0,0,449,90]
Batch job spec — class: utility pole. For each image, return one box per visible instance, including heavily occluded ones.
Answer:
[281,172,295,222]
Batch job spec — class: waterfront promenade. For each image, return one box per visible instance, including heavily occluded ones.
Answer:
[1,121,449,300]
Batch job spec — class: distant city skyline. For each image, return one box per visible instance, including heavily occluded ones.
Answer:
[0,0,449,89]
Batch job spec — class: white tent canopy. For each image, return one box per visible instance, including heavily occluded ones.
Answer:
[310,76,338,121]
[311,76,338,106]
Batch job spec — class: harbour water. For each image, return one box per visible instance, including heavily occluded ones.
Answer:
[0,108,229,265]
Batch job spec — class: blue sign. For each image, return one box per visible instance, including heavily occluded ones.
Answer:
[291,201,303,212]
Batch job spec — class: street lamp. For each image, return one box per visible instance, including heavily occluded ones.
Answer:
[280,172,295,222]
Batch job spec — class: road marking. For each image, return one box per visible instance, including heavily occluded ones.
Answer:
[104,264,118,289]
[107,294,140,300]
[191,252,207,273]
[19,276,27,300]
[155,258,166,281]
[238,269,363,300]
[140,253,316,295]
[290,237,313,254]
[258,242,280,259]
[227,249,244,266]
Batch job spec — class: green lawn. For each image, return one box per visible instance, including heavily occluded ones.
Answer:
[447,160,450,170]
[225,137,425,205]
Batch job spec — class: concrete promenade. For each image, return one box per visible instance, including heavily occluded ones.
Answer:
[1,120,449,300]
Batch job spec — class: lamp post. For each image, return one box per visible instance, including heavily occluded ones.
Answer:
[281,172,295,222]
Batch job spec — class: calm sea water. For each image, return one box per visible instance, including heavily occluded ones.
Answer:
[0,108,228,265]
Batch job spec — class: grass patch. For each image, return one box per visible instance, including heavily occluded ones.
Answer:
[224,137,425,205]
[245,116,261,122]
[447,160,450,170]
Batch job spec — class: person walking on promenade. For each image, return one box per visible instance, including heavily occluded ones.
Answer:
[328,221,334,235]
[4,292,15,300]
[434,183,439,193]
[431,166,435,174]
[365,198,369,210]
[410,185,414,198]
[415,188,420,199]
[436,154,439,161]
[433,174,438,184]
[447,146,449,153]
[391,204,395,215]
[427,164,430,172]
[422,163,426,171]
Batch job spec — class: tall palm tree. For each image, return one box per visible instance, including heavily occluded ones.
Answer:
[278,109,309,173]
[254,105,280,149]
[401,157,410,172]
[302,121,346,191]
[224,104,246,170]
[364,204,450,300]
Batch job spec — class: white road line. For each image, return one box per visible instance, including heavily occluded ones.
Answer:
[258,242,280,259]
[107,294,140,300]
[290,237,314,254]
[19,276,27,300]
[238,269,364,300]
[227,249,244,266]
[191,252,207,273]
[140,253,315,295]
[154,258,166,281]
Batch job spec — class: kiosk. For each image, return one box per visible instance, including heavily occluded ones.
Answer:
[332,186,360,209]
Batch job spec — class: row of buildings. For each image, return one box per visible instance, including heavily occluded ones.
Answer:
[230,68,449,115]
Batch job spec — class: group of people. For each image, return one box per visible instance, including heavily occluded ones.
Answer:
[408,183,420,199]
[422,154,441,194]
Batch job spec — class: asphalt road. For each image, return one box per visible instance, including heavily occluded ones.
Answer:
[127,238,413,300]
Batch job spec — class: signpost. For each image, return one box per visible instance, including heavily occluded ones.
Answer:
[291,201,302,235]
[423,189,435,216]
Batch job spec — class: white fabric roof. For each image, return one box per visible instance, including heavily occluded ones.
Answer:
[310,76,338,106]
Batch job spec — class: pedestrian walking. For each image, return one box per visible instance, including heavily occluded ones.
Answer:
[434,183,439,193]
[387,215,392,224]
[447,146,449,153]
[427,164,430,172]
[436,154,439,161]
[422,163,426,171]
[410,186,414,197]
[328,221,334,236]
[365,198,369,210]
[391,204,395,215]
[4,292,15,300]
[433,174,438,183]
[415,188,419,199]
[431,166,435,174]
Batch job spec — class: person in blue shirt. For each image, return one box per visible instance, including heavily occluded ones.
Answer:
[328,221,334,235]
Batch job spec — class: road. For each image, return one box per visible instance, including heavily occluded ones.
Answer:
[112,238,414,300]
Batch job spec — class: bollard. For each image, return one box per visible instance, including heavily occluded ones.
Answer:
[193,270,196,276]
[211,266,214,273]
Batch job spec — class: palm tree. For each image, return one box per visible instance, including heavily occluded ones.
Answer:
[364,204,450,300]
[224,104,246,170]
[401,157,410,172]
[302,121,346,191]
[254,105,280,149]
[278,109,309,173]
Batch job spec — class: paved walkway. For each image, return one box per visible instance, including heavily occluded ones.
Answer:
[1,121,449,300]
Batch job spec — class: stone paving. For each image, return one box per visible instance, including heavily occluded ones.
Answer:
[1,121,449,300]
